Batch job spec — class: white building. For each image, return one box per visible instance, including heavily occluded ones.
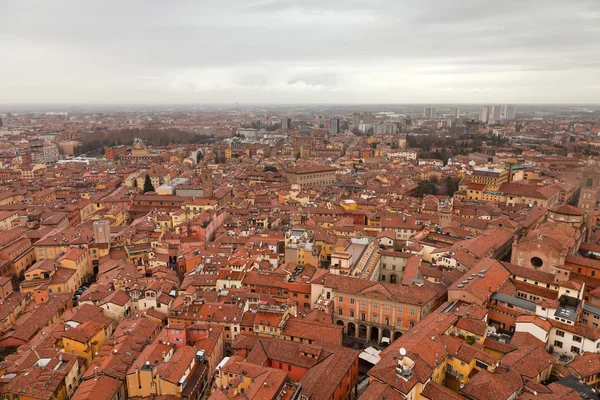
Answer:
[423,107,436,120]
[479,106,490,123]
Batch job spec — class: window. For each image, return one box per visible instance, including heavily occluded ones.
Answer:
[556,330,564,337]
[372,314,378,323]
[361,300,366,307]
[570,346,580,354]
[360,312,366,321]
[373,302,378,309]
[573,335,582,343]
[530,257,543,268]
[554,340,563,348]
[339,296,343,303]
[410,309,416,316]
[338,308,343,316]
[349,310,354,318]
[398,307,403,313]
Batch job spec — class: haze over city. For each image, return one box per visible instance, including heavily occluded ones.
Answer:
[1,2,600,400]
[2,0,600,104]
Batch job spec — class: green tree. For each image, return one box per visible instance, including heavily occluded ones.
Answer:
[264,165,278,173]
[415,179,438,197]
[143,174,155,193]
[445,176,460,196]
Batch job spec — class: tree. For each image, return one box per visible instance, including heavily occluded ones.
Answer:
[264,165,278,173]
[370,142,378,149]
[143,174,155,193]
[444,176,460,196]
[415,179,438,197]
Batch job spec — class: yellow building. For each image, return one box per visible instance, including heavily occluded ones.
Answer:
[126,344,201,398]
[62,314,113,368]
[213,359,288,397]
[340,199,358,211]
[21,259,59,293]
[183,198,218,219]
[78,200,96,221]
[136,170,171,190]
[47,267,81,294]
[470,168,509,191]
[59,247,93,281]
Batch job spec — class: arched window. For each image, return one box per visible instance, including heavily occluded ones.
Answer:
[587,178,593,188]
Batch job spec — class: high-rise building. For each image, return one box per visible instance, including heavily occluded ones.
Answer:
[423,107,436,120]
[479,106,490,123]
[281,118,292,130]
[352,113,360,127]
[329,118,340,135]
[363,112,373,124]
[490,105,502,124]
[0,117,3,127]
[505,105,517,120]
[452,107,460,119]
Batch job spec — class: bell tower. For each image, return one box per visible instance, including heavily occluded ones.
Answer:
[578,167,599,240]
[202,168,213,198]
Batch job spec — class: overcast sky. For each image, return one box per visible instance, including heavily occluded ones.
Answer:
[1,0,599,104]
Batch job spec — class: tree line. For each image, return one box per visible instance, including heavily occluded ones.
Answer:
[78,128,215,155]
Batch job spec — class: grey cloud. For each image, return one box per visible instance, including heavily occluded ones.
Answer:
[0,0,599,103]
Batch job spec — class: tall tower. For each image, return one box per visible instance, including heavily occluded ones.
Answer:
[579,168,599,211]
[505,105,517,120]
[479,106,490,123]
[490,106,501,124]
[202,168,213,198]
[578,168,599,241]
[93,220,111,244]
[452,107,460,119]
[281,118,291,130]
[329,118,340,135]
[423,107,436,120]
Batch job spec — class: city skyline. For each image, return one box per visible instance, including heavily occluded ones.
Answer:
[1,0,599,104]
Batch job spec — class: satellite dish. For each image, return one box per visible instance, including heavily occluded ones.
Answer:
[399,348,406,356]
